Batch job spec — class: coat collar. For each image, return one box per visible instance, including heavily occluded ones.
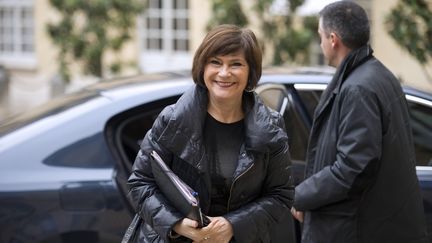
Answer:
[306,45,374,170]
[313,45,374,121]
[157,85,287,167]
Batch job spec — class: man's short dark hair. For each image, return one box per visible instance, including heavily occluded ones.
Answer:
[192,24,262,90]
[319,1,370,49]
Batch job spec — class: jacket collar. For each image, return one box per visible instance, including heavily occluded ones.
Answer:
[306,45,374,170]
[157,85,287,166]
[313,45,374,121]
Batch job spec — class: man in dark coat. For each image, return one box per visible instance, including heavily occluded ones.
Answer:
[290,2,429,243]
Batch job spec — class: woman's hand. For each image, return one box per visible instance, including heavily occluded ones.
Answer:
[173,216,233,242]
[172,218,200,240]
[193,216,233,243]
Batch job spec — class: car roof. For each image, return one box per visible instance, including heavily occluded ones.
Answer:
[84,71,191,93]
[1,67,430,135]
[261,67,431,101]
[260,66,334,84]
[0,72,193,136]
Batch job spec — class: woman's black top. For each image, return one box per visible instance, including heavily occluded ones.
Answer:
[203,113,244,216]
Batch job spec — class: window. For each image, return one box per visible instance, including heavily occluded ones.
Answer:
[296,89,323,118]
[139,0,191,72]
[43,133,115,168]
[257,84,311,185]
[0,0,35,68]
[281,92,310,164]
[258,87,287,114]
[108,95,180,167]
[145,0,163,51]
[407,99,432,166]
[143,0,189,51]
[295,85,432,167]
[257,85,310,165]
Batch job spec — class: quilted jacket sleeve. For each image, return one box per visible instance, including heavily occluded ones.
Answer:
[127,105,183,242]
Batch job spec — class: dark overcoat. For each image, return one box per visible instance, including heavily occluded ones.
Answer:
[294,56,428,243]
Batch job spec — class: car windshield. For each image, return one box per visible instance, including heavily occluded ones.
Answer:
[0,90,98,136]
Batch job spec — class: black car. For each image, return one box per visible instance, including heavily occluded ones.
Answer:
[0,69,431,243]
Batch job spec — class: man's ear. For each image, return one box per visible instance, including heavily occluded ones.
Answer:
[330,32,339,48]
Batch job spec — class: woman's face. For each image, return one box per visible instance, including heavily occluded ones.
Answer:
[203,51,249,104]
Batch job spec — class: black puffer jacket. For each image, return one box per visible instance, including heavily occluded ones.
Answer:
[127,85,294,242]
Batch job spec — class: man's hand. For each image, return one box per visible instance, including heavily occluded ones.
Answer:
[291,207,304,223]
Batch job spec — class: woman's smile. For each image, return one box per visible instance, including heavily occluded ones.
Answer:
[214,81,237,88]
[204,51,249,103]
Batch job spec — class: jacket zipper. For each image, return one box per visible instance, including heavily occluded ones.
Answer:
[226,163,254,212]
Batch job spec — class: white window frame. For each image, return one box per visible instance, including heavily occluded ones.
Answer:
[0,0,35,69]
[139,0,191,73]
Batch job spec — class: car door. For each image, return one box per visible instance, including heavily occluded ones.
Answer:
[255,83,315,186]
[405,92,432,238]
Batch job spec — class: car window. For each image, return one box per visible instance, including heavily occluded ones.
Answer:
[107,95,180,169]
[258,87,309,164]
[296,89,323,119]
[282,94,309,164]
[43,132,114,168]
[407,101,432,166]
[296,87,432,167]
[118,110,161,162]
[259,88,287,114]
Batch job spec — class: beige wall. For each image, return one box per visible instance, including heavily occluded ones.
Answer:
[35,0,59,80]
[189,0,211,54]
[5,0,57,116]
[187,0,273,66]
[371,0,432,92]
[37,0,432,95]
[4,0,141,116]
[37,0,141,82]
[4,0,432,99]
[5,0,61,83]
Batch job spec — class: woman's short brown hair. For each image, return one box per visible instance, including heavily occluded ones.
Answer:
[191,24,262,90]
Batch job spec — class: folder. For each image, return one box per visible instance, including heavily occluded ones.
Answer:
[150,150,210,228]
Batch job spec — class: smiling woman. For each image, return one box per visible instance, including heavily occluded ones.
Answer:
[126,24,294,243]
[192,24,261,124]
